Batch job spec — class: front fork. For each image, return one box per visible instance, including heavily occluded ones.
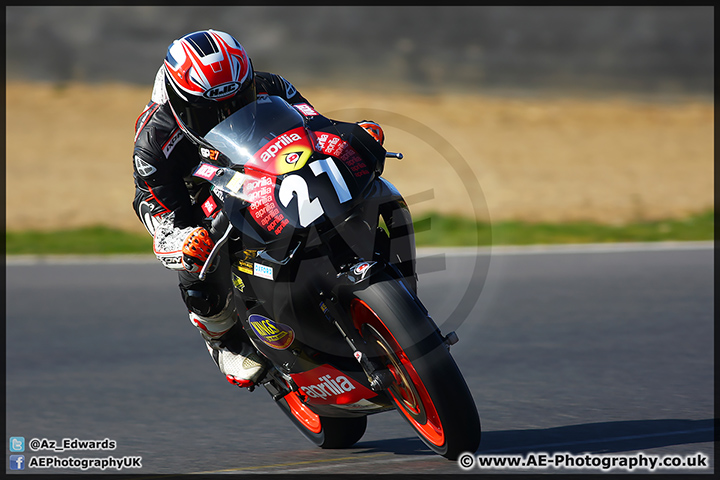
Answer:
[318,281,396,393]
[310,197,420,392]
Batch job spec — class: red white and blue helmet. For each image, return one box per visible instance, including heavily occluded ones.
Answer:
[163,29,256,142]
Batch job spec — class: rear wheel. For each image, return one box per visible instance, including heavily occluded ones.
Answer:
[273,389,368,449]
[351,277,481,460]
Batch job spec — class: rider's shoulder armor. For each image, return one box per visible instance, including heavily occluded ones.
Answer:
[255,71,309,105]
[133,101,197,186]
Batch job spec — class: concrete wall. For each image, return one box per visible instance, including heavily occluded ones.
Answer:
[5,6,714,95]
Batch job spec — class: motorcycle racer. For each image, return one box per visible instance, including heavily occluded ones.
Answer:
[132,29,384,388]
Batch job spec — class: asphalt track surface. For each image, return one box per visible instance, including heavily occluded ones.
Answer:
[5,242,714,475]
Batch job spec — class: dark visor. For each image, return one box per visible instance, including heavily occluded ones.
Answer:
[170,82,257,137]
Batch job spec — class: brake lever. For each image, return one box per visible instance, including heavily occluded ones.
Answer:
[199,222,234,281]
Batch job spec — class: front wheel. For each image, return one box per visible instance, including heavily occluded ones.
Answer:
[351,277,481,460]
[272,389,368,449]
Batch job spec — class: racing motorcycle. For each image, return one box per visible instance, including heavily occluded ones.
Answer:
[191,95,481,460]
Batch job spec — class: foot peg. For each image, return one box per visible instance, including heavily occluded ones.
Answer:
[226,374,255,390]
[443,331,459,348]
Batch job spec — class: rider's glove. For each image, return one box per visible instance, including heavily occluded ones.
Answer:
[358,120,385,146]
[153,219,215,273]
[181,227,215,273]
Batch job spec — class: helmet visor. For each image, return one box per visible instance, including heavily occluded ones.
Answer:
[169,81,257,138]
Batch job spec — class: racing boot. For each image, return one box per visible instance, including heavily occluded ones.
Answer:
[189,310,267,388]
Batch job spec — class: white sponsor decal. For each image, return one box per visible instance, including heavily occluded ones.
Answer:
[293,103,319,117]
[162,129,184,158]
[335,399,386,411]
[134,155,157,176]
[203,82,240,100]
[253,263,274,280]
[194,163,220,180]
[212,187,226,201]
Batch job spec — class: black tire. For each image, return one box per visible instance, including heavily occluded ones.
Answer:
[350,274,481,460]
[273,389,368,449]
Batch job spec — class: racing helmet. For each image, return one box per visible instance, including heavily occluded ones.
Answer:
[163,29,256,144]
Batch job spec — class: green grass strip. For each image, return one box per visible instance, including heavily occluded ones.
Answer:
[5,209,713,255]
[415,209,714,247]
[6,226,153,255]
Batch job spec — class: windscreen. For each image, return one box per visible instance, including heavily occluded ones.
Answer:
[202,96,306,167]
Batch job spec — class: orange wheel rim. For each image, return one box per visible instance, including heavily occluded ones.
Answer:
[285,391,322,434]
[351,299,445,446]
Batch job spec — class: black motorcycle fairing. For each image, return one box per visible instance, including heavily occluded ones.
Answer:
[185,96,481,456]
[194,96,424,416]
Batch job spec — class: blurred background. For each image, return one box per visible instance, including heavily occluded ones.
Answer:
[5,6,714,235]
[6,6,714,94]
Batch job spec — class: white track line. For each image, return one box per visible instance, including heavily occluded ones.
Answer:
[419,240,714,257]
[5,241,713,265]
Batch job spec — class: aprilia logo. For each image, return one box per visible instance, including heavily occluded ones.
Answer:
[300,374,356,400]
[260,132,302,162]
[203,82,240,100]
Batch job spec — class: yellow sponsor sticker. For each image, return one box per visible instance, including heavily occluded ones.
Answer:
[231,273,245,292]
[237,261,253,275]
[226,172,245,193]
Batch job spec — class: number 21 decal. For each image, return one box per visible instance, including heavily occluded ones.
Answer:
[278,157,351,227]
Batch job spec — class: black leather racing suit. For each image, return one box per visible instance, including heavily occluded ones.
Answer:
[132,71,312,319]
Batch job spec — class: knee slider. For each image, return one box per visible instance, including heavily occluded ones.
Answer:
[180,283,224,317]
